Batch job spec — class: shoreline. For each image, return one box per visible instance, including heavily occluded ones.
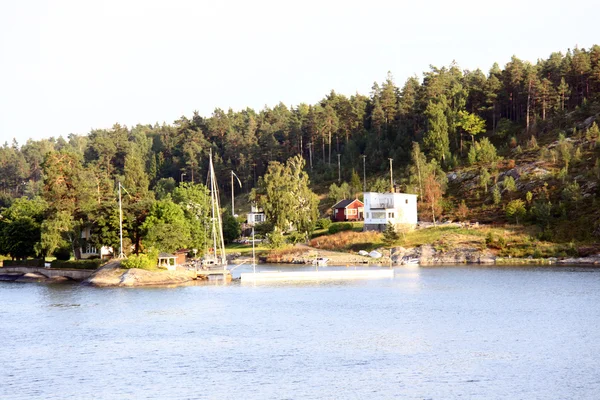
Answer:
[2,247,600,287]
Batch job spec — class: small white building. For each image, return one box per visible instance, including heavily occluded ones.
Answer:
[363,191,418,231]
[80,226,113,259]
[246,204,266,226]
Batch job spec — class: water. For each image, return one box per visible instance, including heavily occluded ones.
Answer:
[2,265,600,399]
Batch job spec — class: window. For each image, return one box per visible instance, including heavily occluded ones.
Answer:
[405,199,408,204]
[372,211,385,219]
[388,212,395,219]
[347,209,357,215]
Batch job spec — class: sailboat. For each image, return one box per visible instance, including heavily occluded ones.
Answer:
[201,150,227,269]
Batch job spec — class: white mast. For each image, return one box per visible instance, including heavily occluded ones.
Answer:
[118,182,125,258]
[118,182,130,259]
[208,150,227,267]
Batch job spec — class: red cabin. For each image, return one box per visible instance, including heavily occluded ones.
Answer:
[332,199,364,222]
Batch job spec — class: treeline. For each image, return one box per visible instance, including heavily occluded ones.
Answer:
[1,45,600,259]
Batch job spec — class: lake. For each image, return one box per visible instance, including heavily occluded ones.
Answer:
[1,265,600,399]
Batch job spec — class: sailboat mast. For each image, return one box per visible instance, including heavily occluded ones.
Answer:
[208,150,227,266]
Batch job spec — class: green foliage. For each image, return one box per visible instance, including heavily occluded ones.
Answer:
[562,181,582,204]
[382,222,399,244]
[316,218,332,230]
[424,98,450,164]
[485,232,506,249]
[122,254,156,270]
[251,155,319,238]
[0,197,46,260]
[52,246,72,261]
[526,191,533,204]
[479,168,491,193]
[154,178,177,200]
[222,211,241,244]
[503,176,517,192]
[350,170,362,195]
[266,230,286,249]
[505,199,526,224]
[254,221,274,236]
[492,185,502,205]
[50,259,103,269]
[469,138,498,166]
[328,222,353,235]
[369,178,389,193]
[286,231,306,245]
[457,110,486,141]
[329,182,351,203]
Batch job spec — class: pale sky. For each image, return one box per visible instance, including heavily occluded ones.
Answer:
[0,0,597,145]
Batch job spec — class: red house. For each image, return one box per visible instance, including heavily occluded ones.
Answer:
[332,199,364,222]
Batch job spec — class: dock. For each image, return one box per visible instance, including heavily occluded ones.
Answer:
[195,269,231,280]
[240,269,394,282]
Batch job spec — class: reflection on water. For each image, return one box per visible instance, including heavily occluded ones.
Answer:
[1,265,600,399]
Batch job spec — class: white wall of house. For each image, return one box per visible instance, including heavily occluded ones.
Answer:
[363,192,418,227]
[247,212,266,225]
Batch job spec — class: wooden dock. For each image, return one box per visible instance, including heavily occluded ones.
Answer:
[195,269,231,280]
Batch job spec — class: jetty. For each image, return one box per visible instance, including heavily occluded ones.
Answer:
[195,268,231,280]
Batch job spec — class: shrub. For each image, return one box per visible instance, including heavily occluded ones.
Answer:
[382,223,399,244]
[527,135,539,150]
[316,218,332,230]
[456,200,469,221]
[506,199,526,224]
[266,231,286,249]
[328,222,353,235]
[53,246,71,261]
[121,254,155,270]
[503,176,517,192]
[286,231,306,245]
[3,259,44,267]
[51,259,104,270]
[492,186,502,205]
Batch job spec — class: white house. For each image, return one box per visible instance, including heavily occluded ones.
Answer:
[79,226,113,259]
[246,204,266,226]
[363,191,418,231]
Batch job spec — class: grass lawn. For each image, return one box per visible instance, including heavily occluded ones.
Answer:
[225,242,270,256]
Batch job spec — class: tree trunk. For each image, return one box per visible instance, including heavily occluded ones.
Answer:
[431,196,436,227]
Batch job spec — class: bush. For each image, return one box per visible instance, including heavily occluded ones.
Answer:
[506,199,526,224]
[121,254,156,270]
[2,259,44,267]
[316,218,332,230]
[286,231,306,245]
[382,223,399,244]
[53,246,71,261]
[266,231,286,249]
[50,259,104,270]
[328,222,353,235]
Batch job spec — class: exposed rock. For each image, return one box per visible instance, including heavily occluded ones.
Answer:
[414,244,496,265]
[557,255,600,264]
[118,268,196,287]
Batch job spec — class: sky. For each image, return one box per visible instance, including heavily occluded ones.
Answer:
[0,0,597,145]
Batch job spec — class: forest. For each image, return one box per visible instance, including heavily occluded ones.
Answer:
[1,45,600,260]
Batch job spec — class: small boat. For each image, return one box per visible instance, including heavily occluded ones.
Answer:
[401,257,419,265]
[369,250,382,259]
[312,257,329,266]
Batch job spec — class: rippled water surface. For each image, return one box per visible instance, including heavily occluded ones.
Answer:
[2,265,600,399]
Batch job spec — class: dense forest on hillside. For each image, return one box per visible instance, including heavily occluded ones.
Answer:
[2,45,600,260]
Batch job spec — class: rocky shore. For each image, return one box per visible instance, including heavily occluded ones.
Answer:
[84,261,198,287]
